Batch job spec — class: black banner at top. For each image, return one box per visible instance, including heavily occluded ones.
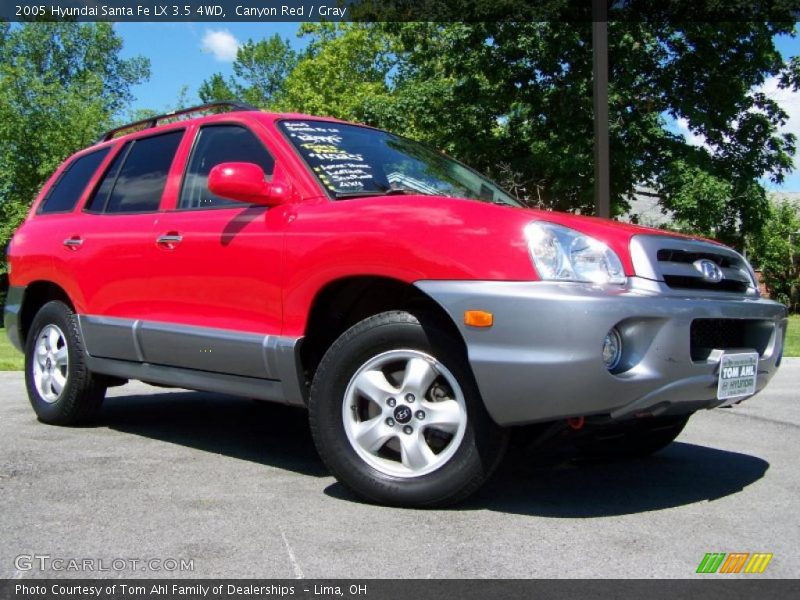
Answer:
[1,0,799,23]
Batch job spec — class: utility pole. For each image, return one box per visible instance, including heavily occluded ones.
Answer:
[592,0,610,218]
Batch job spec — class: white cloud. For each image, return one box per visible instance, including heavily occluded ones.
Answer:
[676,117,709,149]
[759,75,800,141]
[201,29,240,62]
[674,77,800,152]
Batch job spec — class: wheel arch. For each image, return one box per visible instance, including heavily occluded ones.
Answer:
[298,275,467,389]
[17,281,74,348]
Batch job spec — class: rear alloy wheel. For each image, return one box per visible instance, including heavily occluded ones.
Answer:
[309,311,507,507]
[32,324,70,403]
[24,301,106,425]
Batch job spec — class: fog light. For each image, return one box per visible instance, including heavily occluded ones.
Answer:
[602,328,623,371]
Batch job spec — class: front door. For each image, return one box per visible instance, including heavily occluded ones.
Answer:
[139,123,287,378]
[68,129,187,363]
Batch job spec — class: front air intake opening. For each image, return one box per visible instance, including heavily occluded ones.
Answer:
[690,318,774,362]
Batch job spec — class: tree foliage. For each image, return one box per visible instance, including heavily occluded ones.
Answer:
[749,200,800,308]
[0,23,150,268]
[199,34,297,107]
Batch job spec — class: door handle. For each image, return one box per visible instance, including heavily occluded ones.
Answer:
[63,236,83,249]
[156,233,183,248]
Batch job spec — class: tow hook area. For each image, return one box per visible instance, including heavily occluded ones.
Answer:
[509,413,692,463]
[510,417,596,456]
[567,416,585,430]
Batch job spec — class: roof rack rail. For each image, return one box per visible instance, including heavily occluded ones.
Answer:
[97,101,259,143]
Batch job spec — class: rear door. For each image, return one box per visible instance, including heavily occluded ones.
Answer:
[137,122,287,377]
[24,146,114,304]
[65,130,185,361]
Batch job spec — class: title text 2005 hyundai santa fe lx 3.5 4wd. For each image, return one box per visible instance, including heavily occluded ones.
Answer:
[5,103,788,507]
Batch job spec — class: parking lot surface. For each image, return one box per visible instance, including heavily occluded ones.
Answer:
[1,361,798,579]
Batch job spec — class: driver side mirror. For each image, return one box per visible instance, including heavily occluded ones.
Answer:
[208,162,289,206]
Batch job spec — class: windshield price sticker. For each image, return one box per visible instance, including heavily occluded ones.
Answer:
[717,352,759,400]
[286,122,377,190]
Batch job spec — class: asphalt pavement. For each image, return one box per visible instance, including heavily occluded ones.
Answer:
[1,361,798,579]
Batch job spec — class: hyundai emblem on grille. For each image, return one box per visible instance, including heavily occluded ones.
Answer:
[693,259,724,283]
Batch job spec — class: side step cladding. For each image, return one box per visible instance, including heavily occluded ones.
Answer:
[78,315,307,406]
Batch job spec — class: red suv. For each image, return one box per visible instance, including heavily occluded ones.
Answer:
[5,103,788,507]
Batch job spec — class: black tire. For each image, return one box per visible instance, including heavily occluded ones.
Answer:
[308,311,508,508]
[576,414,691,460]
[24,301,106,425]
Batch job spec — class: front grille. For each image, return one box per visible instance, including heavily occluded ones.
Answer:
[630,235,756,296]
[663,275,749,294]
[690,318,774,361]
[656,249,734,269]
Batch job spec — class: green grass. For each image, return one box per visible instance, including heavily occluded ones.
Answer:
[0,330,23,370]
[785,315,800,358]
[0,315,796,372]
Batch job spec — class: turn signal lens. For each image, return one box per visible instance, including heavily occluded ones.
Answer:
[464,310,493,328]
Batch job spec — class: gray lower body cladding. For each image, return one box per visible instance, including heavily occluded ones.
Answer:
[3,286,24,352]
[77,315,307,406]
[2,289,307,406]
[415,280,788,426]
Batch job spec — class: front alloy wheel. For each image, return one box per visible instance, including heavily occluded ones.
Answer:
[342,349,467,478]
[309,311,508,508]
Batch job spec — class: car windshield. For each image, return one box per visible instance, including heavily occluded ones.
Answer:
[279,120,521,206]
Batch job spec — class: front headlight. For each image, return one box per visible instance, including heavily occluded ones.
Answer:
[524,221,626,285]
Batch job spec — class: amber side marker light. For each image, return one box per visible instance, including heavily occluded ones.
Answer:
[464,310,493,328]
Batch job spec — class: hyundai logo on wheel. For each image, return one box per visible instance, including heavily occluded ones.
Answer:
[394,405,413,424]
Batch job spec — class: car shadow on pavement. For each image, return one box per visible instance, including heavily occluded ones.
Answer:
[462,442,769,516]
[98,390,769,515]
[325,442,770,516]
[99,390,329,477]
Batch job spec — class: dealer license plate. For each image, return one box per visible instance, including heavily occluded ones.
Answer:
[717,352,759,400]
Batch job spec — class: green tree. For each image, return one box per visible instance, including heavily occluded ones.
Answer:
[0,23,150,269]
[199,34,297,107]
[749,200,800,308]
[385,21,798,247]
[277,23,396,120]
[199,24,397,119]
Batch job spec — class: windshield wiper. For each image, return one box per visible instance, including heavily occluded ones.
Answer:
[333,189,425,199]
[332,190,386,199]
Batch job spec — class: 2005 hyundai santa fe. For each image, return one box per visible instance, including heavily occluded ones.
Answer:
[4,103,788,507]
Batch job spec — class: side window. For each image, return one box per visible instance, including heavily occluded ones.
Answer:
[39,147,110,214]
[179,125,275,209]
[85,130,183,213]
[85,142,129,212]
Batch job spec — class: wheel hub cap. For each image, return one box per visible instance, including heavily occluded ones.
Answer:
[32,324,69,404]
[342,349,468,478]
[393,405,412,424]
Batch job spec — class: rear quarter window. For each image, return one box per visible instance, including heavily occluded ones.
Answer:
[38,147,111,214]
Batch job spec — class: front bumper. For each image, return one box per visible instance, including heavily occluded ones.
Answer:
[415,280,788,427]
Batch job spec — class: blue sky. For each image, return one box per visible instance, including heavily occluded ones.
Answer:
[116,23,800,192]
[116,23,306,109]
